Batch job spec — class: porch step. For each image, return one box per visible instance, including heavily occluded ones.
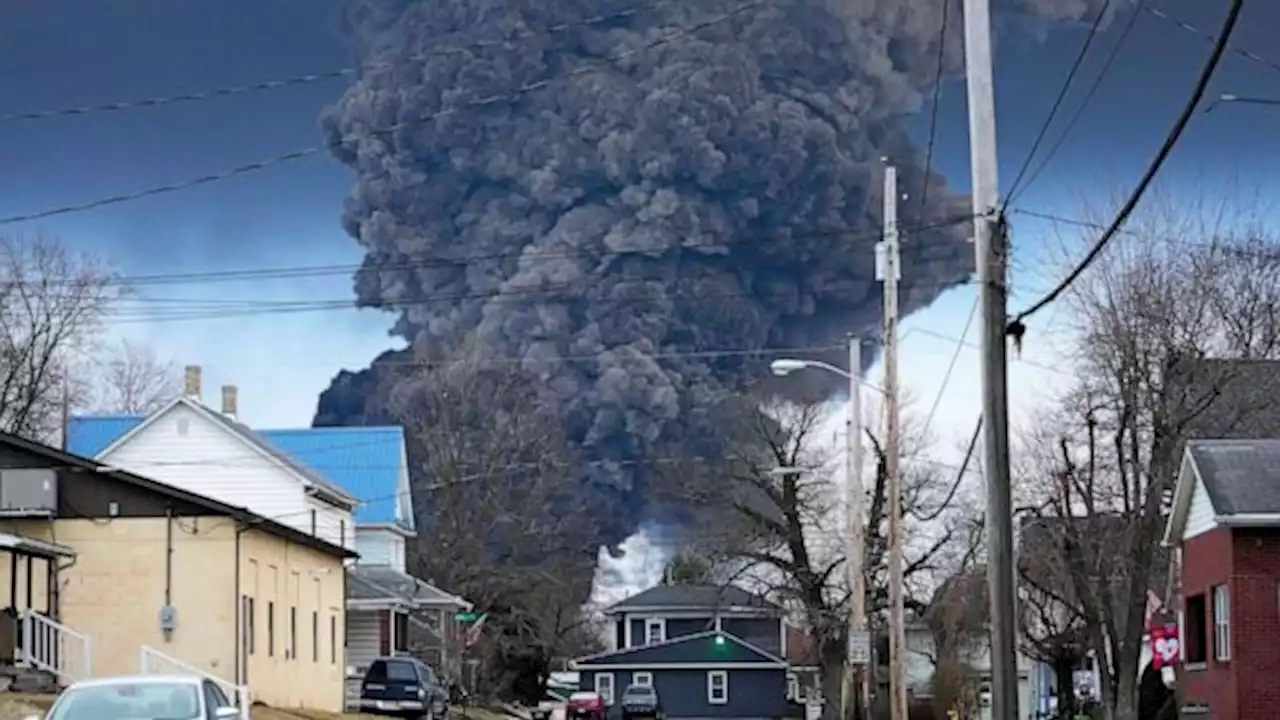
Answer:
[0,664,60,695]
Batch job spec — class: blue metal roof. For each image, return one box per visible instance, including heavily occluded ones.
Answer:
[66,416,410,527]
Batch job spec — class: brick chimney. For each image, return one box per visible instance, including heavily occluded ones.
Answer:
[221,385,238,419]
[183,366,202,400]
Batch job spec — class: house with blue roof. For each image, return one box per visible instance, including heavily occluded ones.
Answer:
[67,365,472,693]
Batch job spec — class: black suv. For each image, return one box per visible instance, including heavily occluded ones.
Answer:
[359,656,449,720]
[620,684,664,720]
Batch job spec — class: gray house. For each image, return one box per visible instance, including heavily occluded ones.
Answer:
[572,584,789,719]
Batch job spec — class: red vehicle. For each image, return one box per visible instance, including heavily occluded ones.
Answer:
[566,691,607,720]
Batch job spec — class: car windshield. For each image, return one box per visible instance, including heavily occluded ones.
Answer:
[385,661,418,681]
[50,681,201,720]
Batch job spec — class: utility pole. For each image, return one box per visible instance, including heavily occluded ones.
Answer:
[877,163,906,720]
[963,0,1017,717]
[844,334,869,720]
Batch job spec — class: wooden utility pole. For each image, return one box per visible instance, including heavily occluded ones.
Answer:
[877,163,906,720]
[844,334,869,720]
[962,0,1017,716]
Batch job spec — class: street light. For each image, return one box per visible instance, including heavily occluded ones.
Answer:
[769,336,871,720]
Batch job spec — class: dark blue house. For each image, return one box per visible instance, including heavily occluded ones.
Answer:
[572,584,789,719]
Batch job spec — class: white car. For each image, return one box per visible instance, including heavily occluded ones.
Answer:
[31,674,243,720]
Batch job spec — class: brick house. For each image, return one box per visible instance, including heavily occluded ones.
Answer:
[1162,438,1280,719]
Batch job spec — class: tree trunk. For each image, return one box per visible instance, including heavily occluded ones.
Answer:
[1052,657,1076,719]
[819,637,847,720]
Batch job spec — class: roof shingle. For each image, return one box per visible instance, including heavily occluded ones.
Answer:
[1187,439,1280,515]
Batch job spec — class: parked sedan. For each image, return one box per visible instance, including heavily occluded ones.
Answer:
[359,656,449,720]
[34,674,241,720]
[620,684,664,720]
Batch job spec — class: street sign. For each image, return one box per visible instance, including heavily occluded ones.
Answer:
[847,630,870,665]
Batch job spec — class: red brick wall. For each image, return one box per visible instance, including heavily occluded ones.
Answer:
[1180,526,1234,718]
[1229,529,1280,720]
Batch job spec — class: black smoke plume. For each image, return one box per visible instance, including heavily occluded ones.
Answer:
[315,0,1115,553]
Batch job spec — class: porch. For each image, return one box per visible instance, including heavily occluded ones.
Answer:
[0,531,87,688]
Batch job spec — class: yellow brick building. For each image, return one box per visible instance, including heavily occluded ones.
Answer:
[0,431,354,712]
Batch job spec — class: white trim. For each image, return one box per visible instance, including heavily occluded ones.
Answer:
[780,617,788,659]
[624,616,634,648]
[572,629,789,665]
[355,522,417,537]
[607,606,778,618]
[1162,449,1205,547]
[347,598,415,611]
[1216,513,1280,526]
[644,618,666,645]
[1212,584,1231,661]
[632,672,653,688]
[714,615,722,632]
[594,673,615,705]
[707,671,728,705]
[574,662,785,671]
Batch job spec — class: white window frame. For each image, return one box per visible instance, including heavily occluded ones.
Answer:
[707,670,729,705]
[1212,584,1231,661]
[644,618,666,645]
[595,673,615,705]
[632,672,653,688]
[787,672,797,701]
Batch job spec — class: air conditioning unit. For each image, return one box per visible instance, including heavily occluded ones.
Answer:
[0,469,57,515]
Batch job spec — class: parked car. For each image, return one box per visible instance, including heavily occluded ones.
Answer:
[359,656,450,720]
[620,684,663,720]
[566,691,606,720]
[32,674,241,720]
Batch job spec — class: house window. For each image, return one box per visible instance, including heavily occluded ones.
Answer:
[267,602,275,657]
[312,611,319,662]
[707,671,728,704]
[290,607,298,661]
[632,672,652,688]
[1212,584,1231,661]
[243,596,255,655]
[644,618,665,645]
[787,673,797,701]
[1184,594,1207,664]
[594,673,615,705]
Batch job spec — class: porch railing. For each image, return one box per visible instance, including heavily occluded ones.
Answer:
[19,609,91,685]
[139,645,251,720]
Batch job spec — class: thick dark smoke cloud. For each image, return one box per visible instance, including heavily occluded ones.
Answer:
[315,0,1115,551]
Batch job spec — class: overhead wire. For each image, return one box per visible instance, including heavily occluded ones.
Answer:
[1005,0,1145,206]
[0,0,762,227]
[915,0,952,219]
[0,2,673,126]
[1009,0,1245,328]
[1001,0,1114,209]
[1144,4,1280,76]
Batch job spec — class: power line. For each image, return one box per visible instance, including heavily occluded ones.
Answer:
[915,0,953,217]
[1001,0,1113,209]
[1006,0,1145,206]
[1144,4,1280,76]
[919,296,977,439]
[0,1,760,227]
[1009,0,1244,328]
[0,2,672,126]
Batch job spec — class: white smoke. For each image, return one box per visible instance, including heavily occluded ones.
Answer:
[587,523,671,611]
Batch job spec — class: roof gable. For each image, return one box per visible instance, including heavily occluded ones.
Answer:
[571,631,786,668]
[1185,439,1280,515]
[607,584,781,615]
[86,398,356,508]
[260,427,410,528]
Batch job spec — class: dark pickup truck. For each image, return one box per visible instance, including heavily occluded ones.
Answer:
[620,684,664,720]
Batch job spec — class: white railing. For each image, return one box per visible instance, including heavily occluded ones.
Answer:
[19,609,91,685]
[139,645,251,720]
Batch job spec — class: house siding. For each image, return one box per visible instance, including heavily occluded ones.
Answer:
[96,402,354,550]
[1183,476,1218,541]
[1179,525,1234,718]
[579,668,786,719]
[355,528,406,571]
[720,618,781,657]
[1210,527,1280,720]
[346,609,382,673]
[627,616,716,647]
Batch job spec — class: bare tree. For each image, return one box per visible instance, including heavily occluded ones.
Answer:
[385,345,601,702]
[83,338,181,414]
[0,236,125,441]
[676,395,972,720]
[1018,199,1280,720]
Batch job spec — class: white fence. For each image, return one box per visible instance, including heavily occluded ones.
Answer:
[19,609,91,685]
[139,645,250,720]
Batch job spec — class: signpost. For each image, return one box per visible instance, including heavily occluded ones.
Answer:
[847,630,871,665]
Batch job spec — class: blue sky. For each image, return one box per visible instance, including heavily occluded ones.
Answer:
[2,0,1278,454]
